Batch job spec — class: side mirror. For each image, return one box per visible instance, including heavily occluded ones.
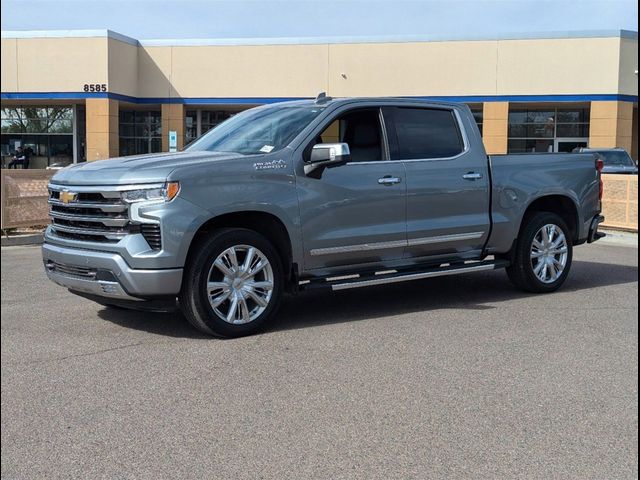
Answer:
[305,143,350,175]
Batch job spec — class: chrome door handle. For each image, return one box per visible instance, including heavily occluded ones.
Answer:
[462,172,483,180]
[378,176,402,186]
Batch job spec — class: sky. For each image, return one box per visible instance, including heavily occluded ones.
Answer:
[1,0,638,42]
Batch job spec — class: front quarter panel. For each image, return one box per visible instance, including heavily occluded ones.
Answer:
[168,150,303,267]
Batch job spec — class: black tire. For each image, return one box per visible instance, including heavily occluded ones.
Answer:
[506,212,573,293]
[179,228,284,338]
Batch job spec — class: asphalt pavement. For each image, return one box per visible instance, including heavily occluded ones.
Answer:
[1,242,638,479]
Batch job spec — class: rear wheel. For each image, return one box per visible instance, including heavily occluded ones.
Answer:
[506,212,573,293]
[179,229,284,337]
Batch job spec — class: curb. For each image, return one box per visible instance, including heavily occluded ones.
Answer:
[599,229,638,248]
[1,233,44,247]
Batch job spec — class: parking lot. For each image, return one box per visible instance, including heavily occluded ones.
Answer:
[1,241,638,479]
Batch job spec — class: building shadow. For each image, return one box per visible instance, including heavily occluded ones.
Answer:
[97,259,637,338]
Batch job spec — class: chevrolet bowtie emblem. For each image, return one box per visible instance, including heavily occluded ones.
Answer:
[60,190,77,204]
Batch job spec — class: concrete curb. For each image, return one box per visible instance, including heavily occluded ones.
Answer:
[1,233,44,247]
[599,229,638,248]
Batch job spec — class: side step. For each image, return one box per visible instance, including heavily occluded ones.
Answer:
[304,259,510,292]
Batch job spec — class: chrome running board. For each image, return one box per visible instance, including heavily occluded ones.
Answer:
[323,259,509,291]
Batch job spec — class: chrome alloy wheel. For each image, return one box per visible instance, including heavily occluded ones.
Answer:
[206,245,275,324]
[530,224,569,284]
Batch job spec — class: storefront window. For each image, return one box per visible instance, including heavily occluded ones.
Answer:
[1,107,75,168]
[201,110,233,135]
[119,110,162,156]
[185,110,198,145]
[508,106,590,153]
[468,104,483,135]
[185,109,241,145]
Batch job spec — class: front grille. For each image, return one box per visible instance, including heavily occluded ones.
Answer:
[45,260,97,279]
[48,185,163,249]
[49,186,130,243]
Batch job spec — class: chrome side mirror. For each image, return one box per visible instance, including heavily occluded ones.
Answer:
[305,143,351,175]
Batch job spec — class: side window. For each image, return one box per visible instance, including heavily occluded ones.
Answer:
[390,107,464,160]
[313,108,385,162]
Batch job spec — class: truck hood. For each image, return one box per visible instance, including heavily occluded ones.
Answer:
[50,150,245,186]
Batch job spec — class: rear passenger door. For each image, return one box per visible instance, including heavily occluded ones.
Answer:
[383,105,491,260]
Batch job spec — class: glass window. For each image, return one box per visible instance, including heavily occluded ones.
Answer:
[314,109,383,162]
[119,110,162,156]
[201,110,233,134]
[187,104,325,155]
[468,105,483,135]
[595,150,636,167]
[1,107,73,134]
[1,106,76,168]
[508,106,590,153]
[185,110,198,144]
[507,139,554,153]
[390,107,464,160]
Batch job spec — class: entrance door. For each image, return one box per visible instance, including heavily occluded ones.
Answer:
[554,138,588,153]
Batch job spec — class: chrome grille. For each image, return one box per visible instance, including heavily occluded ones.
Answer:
[48,185,130,243]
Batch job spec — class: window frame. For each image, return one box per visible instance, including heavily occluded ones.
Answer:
[382,106,469,162]
[302,106,392,164]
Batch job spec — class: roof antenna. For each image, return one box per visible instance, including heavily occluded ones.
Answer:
[315,92,332,104]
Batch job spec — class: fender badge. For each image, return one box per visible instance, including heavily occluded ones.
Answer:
[254,159,287,171]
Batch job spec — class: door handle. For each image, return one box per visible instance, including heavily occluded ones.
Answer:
[462,172,483,180]
[378,176,402,186]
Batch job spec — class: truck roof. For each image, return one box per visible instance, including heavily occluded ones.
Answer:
[276,96,466,108]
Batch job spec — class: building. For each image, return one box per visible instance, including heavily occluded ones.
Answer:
[1,29,637,168]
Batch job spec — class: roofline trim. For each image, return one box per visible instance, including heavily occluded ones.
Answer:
[1,28,637,47]
[1,92,638,105]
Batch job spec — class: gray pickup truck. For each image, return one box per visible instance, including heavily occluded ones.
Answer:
[43,96,605,337]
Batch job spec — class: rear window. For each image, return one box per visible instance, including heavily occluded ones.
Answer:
[597,151,635,167]
[391,107,464,160]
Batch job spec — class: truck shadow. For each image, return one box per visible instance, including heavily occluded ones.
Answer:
[97,259,637,338]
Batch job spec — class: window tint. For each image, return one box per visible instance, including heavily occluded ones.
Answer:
[391,107,463,160]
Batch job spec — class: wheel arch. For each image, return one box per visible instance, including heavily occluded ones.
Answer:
[519,194,580,243]
[184,210,296,285]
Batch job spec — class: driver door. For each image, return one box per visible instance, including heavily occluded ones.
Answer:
[295,107,407,271]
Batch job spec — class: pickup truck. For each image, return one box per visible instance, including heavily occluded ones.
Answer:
[43,96,606,337]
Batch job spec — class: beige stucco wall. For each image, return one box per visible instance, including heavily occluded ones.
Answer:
[1,38,18,91]
[496,37,622,95]
[619,37,639,96]
[108,38,138,97]
[2,34,636,99]
[168,44,329,98]
[327,41,497,97]
[1,37,108,92]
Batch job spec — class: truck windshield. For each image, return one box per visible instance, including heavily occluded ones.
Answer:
[186,104,325,155]
[597,151,635,167]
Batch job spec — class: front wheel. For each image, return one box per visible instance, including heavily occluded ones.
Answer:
[506,212,573,293]
[179,229,284,338]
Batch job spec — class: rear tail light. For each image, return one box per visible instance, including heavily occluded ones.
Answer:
[596,158,604,200]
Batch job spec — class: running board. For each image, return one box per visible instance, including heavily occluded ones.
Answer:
[323,259,509,291]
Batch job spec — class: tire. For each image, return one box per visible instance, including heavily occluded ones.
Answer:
[506,212,573,293]
[179,228,284,338]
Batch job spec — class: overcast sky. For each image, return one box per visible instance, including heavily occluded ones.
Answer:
[1,0,637,41]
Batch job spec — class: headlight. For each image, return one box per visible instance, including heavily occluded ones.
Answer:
[121,182,180,203]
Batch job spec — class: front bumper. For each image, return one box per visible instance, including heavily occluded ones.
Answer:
[42,242,183,301]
